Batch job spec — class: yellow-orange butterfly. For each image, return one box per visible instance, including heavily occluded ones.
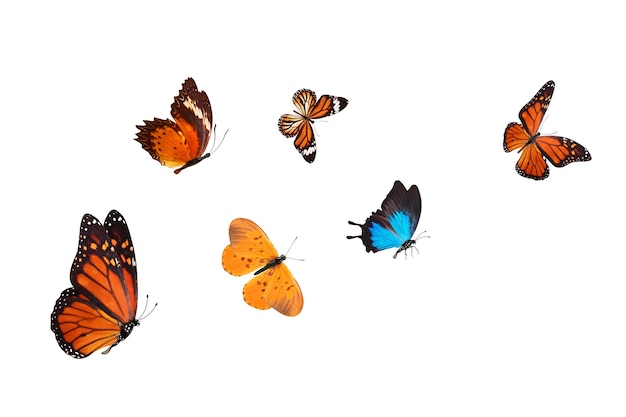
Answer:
[135,77,214,174]
[222,218,303,317]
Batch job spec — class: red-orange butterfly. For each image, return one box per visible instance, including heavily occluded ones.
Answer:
[278,89,348,163]
[135,77,213,174]
[222,218,303,317]
[504,80,591,180]
[51,210,150,358]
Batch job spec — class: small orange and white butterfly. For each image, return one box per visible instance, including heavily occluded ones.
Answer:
[135,77,214,174]
[504,80,591,180]
[222,218,303,317]
[278,89,348,163]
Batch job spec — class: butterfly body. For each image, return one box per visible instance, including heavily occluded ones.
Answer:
[347,181,425,258]
[222,218,303,317]
[135,77,214,174]
[503,80,591,180]
[278,88,348,163]
[51,210,142,358]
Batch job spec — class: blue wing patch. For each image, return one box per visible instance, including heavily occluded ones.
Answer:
[347,181,426,258]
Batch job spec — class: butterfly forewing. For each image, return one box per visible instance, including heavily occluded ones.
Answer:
[519,80,554,136]
[171,78,213,158]
[222,218,280,275]
[70,214,135,323]
[104,210,138,319]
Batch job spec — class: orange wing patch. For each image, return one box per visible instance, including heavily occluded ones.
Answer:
[503,80,591,180]
[222,218,303,317]
[135,77,213,174]
[278,89,348,163]
[52,289,124,357]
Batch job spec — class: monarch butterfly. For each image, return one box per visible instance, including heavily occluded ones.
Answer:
[51,210,147,358]
[504,80,591,180]
[278,88,348,163]
[135,77,214,174]
[222,218,303,317]
[347,180,427,259]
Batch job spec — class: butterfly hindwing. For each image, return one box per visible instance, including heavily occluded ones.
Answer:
[536,135,592,167]
[222,218,303,316]
[51,288,124,358]
[278,89,348,163]
[135,77,213,174]
[503,80,591,180]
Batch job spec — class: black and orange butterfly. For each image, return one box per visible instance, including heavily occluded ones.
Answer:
[222,218,303,317]
[135,77,214,174]
[51,210,150,358]
[278,89,348,163]
[504,80,591,180]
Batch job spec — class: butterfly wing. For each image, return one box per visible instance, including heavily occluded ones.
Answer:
[70,212,137,325]
[519,80,554,137]
[51,288,127,358]
[135,118,195,167]
[135,77,213,173]
[348,181,422,253]
[504,122,549,180]
[535,135,592,167]
[222,218,280,276]
[170,78,213,161]
[308,93,349,120]
[243,262,303,317]
[103,210,138,316]
[278,89,348,163]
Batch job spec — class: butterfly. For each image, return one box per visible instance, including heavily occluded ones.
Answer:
[222,218,303,317]
[51,210,147,358]
[347,180,427,259]
[504,80,591,180]
[135,77,214,174]
[278,88,348,163]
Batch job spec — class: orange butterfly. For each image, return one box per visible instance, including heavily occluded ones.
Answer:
[222,218,303,317]
[278,89,348,163]
[135,77,213,174]
[504,80,591,180]
[51,210,149,358]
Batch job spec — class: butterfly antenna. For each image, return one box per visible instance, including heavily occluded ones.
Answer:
[284,236,305,261]
[410,231,430,258]
[210,124,229,154]
[138,294,158,321]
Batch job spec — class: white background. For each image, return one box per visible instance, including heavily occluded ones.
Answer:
[2,1,625,415]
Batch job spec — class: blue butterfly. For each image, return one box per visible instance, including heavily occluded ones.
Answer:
[347,180,427,258]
